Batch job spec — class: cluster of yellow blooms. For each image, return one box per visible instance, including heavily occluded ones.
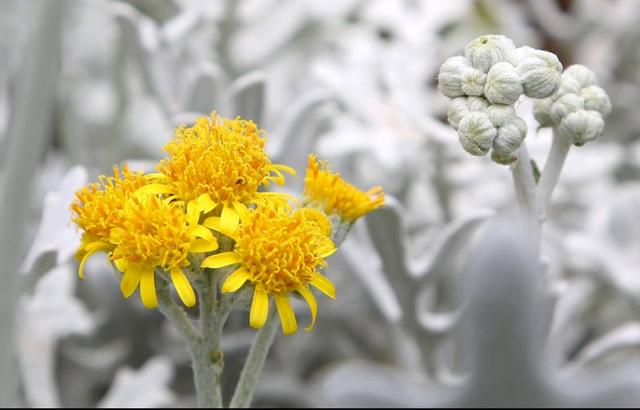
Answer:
[71,113,384,335]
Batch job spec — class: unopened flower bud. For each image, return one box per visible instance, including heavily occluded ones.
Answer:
[554,75,581,99]
[484,62,523,104]
[466,96,490,112]
[465,34,516,73]
[550,93,584,124]
[438,56,469,98]
[486,104,516,127]
[533,98,554,127]
[557,109,605,146]
[581,85,611,117]
[517,56,561,98]
[457,112,496,156]
[493,121,527,156]
[507,46,535,67]
[532,49,563,74]
[491,149,518,165]
[461,68,487,96]
[564,64,597,88]
[447,97,470,129]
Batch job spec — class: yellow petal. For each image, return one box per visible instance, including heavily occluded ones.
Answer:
[113,258,128,273]
[78,241,111,279]
[296,286,318,332]
[140,270,158,308]
[318,245,337,258]
[249,288,269,329]
[187,199,200,226]
[190,238,219,253]
[232,201,250,223]
[196,193,216,214]
[221,267,251,293]
[201,252,240,269]
[171,267,196,307]
[274,294,298,335]
[272,164,296,176]
[310,273,336,299]
[267,168,286,185]
[135,184,172,197]
[203,216,220,231]
[120,268,142,298]
[189,225,214,240]
[220,205,239,235]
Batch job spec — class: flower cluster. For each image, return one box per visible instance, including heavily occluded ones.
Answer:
[533,64,611,146]
[438,34,563,164]
[70,113,384,334]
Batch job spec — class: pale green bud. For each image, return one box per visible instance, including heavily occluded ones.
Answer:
[533,98,554,127]
[486,104,516,127]
[457,112,497,156]
[465,34,516,73]
[552,75,581,101]
[532,49,563,74]
[564,64,597,88]
[461,67,487,96]
[507,46,535,67]
[517,56,561,98]
[493,121,527,156]
[447,97,470,129]
[484,62,523,105]
[438,56,469,98]
[466,96,490,112]
[550,93,584,124]
[581,85,611,117]
[557,109,605,146]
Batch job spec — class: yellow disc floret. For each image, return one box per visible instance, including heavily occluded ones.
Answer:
[70,165,149,278]
[201,202,336,335]
[304,154,384,222]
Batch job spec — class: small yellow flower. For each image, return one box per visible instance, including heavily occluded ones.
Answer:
[138,113,295,236]
[200,202,336,335]
[70,165,149,278]
[110,194,218,308]
[304,154,384,222]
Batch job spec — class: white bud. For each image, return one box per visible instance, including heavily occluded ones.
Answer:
[438,56,469,98]
[557,109,605,146]
[533,98,554,127]
[507,46,535,66]
[493,121,527,156]
[465,34,516,73]
[517,56,561,98]
[461,68,487,96]
[447,97,470,129]
[550,93,584,125]
[484,62,523,104]
[553,75,581,101]
[564,64,597,88]
[581,85,611,117]
[466,96,490,112]
[532,49,563,74]
[457,112,497,156]
[486,104,516,127]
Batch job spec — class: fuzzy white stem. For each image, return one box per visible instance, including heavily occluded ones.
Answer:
[536,129,571,221]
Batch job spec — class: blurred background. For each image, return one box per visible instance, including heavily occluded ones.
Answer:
[2,0,640,407]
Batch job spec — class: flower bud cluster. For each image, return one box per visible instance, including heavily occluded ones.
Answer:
[438,34,563,164]
[533,64,611,146]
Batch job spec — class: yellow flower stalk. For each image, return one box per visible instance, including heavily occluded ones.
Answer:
[304,154,385,222]
[138,113,295,236]
[201,201,336,335]
[70,165,149,278]
[110,194,218,308]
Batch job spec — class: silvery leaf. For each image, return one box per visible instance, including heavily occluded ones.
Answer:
[227,71,266,125]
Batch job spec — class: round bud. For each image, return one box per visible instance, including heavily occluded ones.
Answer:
[581,85,612,117]
[517,56,561,99]
[438,56,469,98]
[507,46,535,67]
[557,109,605,146]
[486,104,516,127]
[461,68,487,96]
[466,96,490,112]
[550,93,584,125]
[553,75,582,100]
[484,62,523,104]
[464,34,516,73]
[532,49,563,74]
[564,64,597,88]
[457,112,497,156]
[533,98,554,127]
[493,121,527,156]
[447,97,470,129]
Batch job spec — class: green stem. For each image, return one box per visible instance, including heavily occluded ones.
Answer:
[229,311,279,408]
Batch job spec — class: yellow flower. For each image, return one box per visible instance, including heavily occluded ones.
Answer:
[200,202,336,335]
[303,154,384,222]
[110,194,218,308]
[138,113,295,236]
[70,165,149,278]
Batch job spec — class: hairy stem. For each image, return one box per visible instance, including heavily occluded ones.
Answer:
[156,282,201,350]
[229,310,279,408]
[536,129,571,221]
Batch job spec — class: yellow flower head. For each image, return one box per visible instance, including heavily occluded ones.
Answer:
[139,113,295,236]
[201,202,336,335]
[304,154,385,222]
[110,195,218,309]
[70,165,149,278]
